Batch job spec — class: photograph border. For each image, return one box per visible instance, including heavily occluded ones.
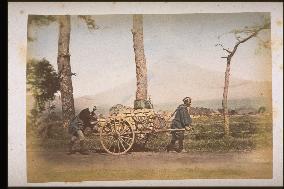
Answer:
[8,2,283,186]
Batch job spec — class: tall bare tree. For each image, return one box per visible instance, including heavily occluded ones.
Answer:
[57,15,75,128]
[132,14,148,109]
[216,21,270,136]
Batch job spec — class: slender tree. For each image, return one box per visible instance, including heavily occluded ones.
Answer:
[57,15,75,128]
[27,15,97,127]
[132,14,148,109]
[216,21,270,136]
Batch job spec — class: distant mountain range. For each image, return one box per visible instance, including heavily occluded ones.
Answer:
[154,97,272,112]
[73,62,271,112]
[27,62,272,115]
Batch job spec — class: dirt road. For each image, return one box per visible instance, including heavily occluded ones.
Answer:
[27,149,272,183]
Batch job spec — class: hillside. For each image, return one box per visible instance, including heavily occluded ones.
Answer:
[75,62,271,110]
[154,97,272,112]
[27,62,272,114]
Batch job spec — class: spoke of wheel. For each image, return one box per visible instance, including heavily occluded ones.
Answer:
[105,140,113,150]
[118,137,126,151]
[121,126,130,133]
[115,121,119,132]
[120,135,133,140]
[119,122,124,133]
[119,125,124,135]
[120,137,132,147]
[102,135,113,143]
[111,139,117,153]
[118,124,125,135]
[121,123,127,134]
[117,140,121,153]
[105,137,115,151]
[117,124,120,133]
[103,141,108,150]
[120,126,125,134]
[104,141,111,151]
[113,121,117,133]
[123,127,131,135]
[108,145,114,153]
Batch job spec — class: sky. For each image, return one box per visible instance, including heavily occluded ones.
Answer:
[27,13,272,98]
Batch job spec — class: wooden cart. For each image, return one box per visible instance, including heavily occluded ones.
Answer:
[95,108,183,155]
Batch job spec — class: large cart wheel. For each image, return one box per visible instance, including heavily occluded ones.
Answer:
[100,119,135,155]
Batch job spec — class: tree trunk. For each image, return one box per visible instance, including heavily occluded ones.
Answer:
[132,15,148,109]
[222,60,231,136]
[218,24,268,137]
[57,15,75,128]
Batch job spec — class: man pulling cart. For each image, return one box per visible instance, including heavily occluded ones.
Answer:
[166,97,193,153]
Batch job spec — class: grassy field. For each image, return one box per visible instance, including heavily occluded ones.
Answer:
[26,113,273,182]
[27,113,272,152]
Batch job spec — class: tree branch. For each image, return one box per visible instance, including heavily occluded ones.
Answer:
[217,21,270,62]
[237,31,258,45]
[224,49,232,54]
[78,15,99,31]
[234,33,241,42]
[235,24,268,46]
[215,43,232,54]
